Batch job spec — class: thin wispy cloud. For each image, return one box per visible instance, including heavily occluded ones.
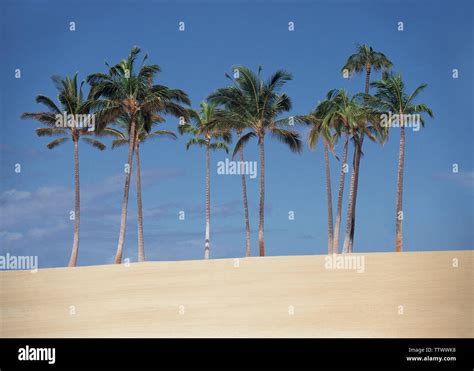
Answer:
[433,171,474,188]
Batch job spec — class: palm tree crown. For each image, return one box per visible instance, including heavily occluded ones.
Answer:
[179,102,232,151]
[21,73,106,150]
[369,73,433,128]
[342,44,393,82]
[208,66,302,154]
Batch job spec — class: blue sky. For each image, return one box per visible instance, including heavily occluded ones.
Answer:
[0,0,472,268]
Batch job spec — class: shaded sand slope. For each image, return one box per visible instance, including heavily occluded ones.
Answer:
[0,250,472,338]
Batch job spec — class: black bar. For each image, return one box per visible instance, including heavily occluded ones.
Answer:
[0,338,472,369]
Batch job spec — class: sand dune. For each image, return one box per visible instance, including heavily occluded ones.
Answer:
[0,250,472,338]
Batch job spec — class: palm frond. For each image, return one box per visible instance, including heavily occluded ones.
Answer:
[101,127,127,139]
[35,127,68,137]
[186,137,207,150]
[111,139,129,149]
[21,112,58,126]
[82,137,106,150]
[209,142,229,153]
[35,95,62,114]
[46,137,69,149]
[269,127,303,153]
[142,130,177,142]
[231,132,256,160]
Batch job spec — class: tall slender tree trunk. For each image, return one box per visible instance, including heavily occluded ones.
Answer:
[238,132,251,257]
[115,118,136,264]
[324,142,334,254]
[258,135,265,256]
[204,141,211,259]
[395,114,405,252]
[364,66,371,96]
[347,135,363,253]
[342,141,359,253]
[135,142,145,262]
[68,136,80,267]
[345,66,371,252]
[333,134,348,253]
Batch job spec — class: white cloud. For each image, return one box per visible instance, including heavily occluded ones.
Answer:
[0,231,23,241]
[27,224,68,239]
[0,186,72,229]
[435,171,474,188]
[0,189,31,202]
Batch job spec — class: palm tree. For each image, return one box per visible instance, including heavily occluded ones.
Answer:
[206,91,252,257]
[369,73,433,252]
[87,47,190,263]
[103,113,176,261]
[341,44,392,253]
[190,95,252,258]
[229,124,252,257]
[304,99,336,254]
[21,74,106,267]
[303,89,367,254]
[303,90,382,254]
[208,66,303,256]
[324,90,369,253]
[179,102,231,259]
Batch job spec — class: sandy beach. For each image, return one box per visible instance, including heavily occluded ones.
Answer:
[0,250,471,338]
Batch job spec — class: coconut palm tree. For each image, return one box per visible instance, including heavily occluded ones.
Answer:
[322,90,370,253]
[228,123,252,258]
[304,99,336,254]
[341,44,392,253]
[103,113,176,261]
[21,74,106,267]
[206,91,253,257]
[179,102,231,259]
[208,66,303,256]
[302,89,363,254]
[87,47,190,263]
[190,95,252,257]
[303,89,383,254]
[369,73,433,252]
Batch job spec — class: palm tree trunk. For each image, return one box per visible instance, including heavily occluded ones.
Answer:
[136,143,145,262]
[395,115,405,252]
[346,67,371,252]
[204,142,211,259]
[333,134,348,253]
[238,133,251,257]
[342,142,359,253]
[258,135,265,256]
[347,135,363,253]
[364,66,371,95]
[324,142,334,254]
[68,136,80,267]
[115,118,136,264]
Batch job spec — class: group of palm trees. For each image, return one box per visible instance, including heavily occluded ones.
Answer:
[301,45,433,255]
[21,44,433,267]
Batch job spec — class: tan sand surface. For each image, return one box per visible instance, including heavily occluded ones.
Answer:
[0,250,472,337]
